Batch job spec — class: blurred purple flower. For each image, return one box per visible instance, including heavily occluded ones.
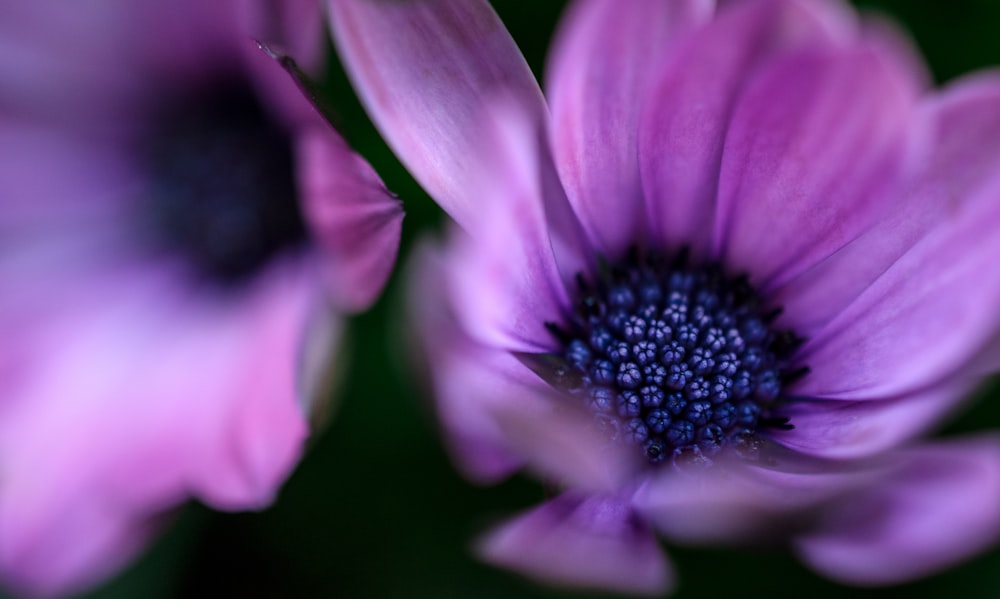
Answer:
[0,0,402,596]
[329,0,1000,594]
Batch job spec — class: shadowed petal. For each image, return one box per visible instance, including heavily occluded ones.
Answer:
[298,126,403,313]
[546,0,712,256]
[634,445,877,543]
[327,0,545,232]
[639,0,852,257]
[487,385,642,494]
[795,435,1000,585]
[796,72,1000,398]
[478,494,674,596]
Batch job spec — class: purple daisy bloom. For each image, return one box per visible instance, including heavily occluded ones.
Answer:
[330,0,1000,594]
[0,1,402,596]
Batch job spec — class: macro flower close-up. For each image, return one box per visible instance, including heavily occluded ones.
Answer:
[0,1,401,596]
[329,0,1000,594]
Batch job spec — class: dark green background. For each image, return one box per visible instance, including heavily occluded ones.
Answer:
[14,1,1000,597]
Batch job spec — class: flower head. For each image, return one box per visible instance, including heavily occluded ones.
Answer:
[0,0,402,596]
[330,0,1000,594]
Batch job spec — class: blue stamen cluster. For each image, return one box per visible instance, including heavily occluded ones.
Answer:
[548,251,801,467]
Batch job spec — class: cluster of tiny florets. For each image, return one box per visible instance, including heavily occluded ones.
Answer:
[546,250,801,467]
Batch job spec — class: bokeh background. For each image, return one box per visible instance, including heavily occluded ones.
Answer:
[6,1,1000,597]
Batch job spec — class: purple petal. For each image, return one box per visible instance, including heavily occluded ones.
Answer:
[639,0,852,257]
[716,45,916,288]
[327,0,545,231]
[443,100,582,352]
[858,12,932,94]
[634,446,878,543]
[485,383,642,494]
[298,126,403,313]
[795,72,1000,398]
[407,240,528,483]
[478,494,673,596]
[545,0,712,256]
[795,435,1000,585]
[774,378,977,459]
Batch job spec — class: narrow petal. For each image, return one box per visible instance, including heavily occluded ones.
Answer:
[327,0,545,231]
[796,72,1000,398]
[298,126,403,313]
[444,100,582,352]
[546,0,712,256]
[716,45,916,288]
[773,378,977,460]
[478,494,673,596]
[795,435,1000,585]
[639,0,852,256]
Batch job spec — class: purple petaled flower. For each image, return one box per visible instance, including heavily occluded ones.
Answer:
[0,1,402,596]
[330,0,1000,594]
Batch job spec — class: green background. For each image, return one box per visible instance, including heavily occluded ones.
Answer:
[13,1,1000,597]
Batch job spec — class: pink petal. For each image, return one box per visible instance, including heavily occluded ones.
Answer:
[327,0,546,232]
[478,494,674,596]
[0,258,319,596]
[638,0,853,257]
[716,45,916,289]
[859,11,932,94]
[795,435,1000,585]
[545,0,712,256]
[298,125,403,313]
[796,72,1000,398]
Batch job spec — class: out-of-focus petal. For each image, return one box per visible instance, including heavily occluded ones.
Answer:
[298,126,402,313]
[0,258,318,597]
[716,46,915,288]
[633,446,877,543]
[0,0,146,127]
[796,72,1000,399]
[408,239,528,483]
[327,0,545,232]
[546,0,712,256]
[639,0,852,257]
[478,494,674,596]
[487,384,642,495]
[795,435,1000,585]
[859,11,932,93]
[236,0,325,72]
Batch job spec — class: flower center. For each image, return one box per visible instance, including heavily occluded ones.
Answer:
[144,80,307,286]
[547,250,803,467]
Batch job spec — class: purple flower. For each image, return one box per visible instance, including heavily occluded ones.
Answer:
[330,0,1000,594]
[0,1,402,596]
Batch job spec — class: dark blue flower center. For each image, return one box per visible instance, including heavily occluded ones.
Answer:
[144,80,306,286]
[545,250,803,468]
